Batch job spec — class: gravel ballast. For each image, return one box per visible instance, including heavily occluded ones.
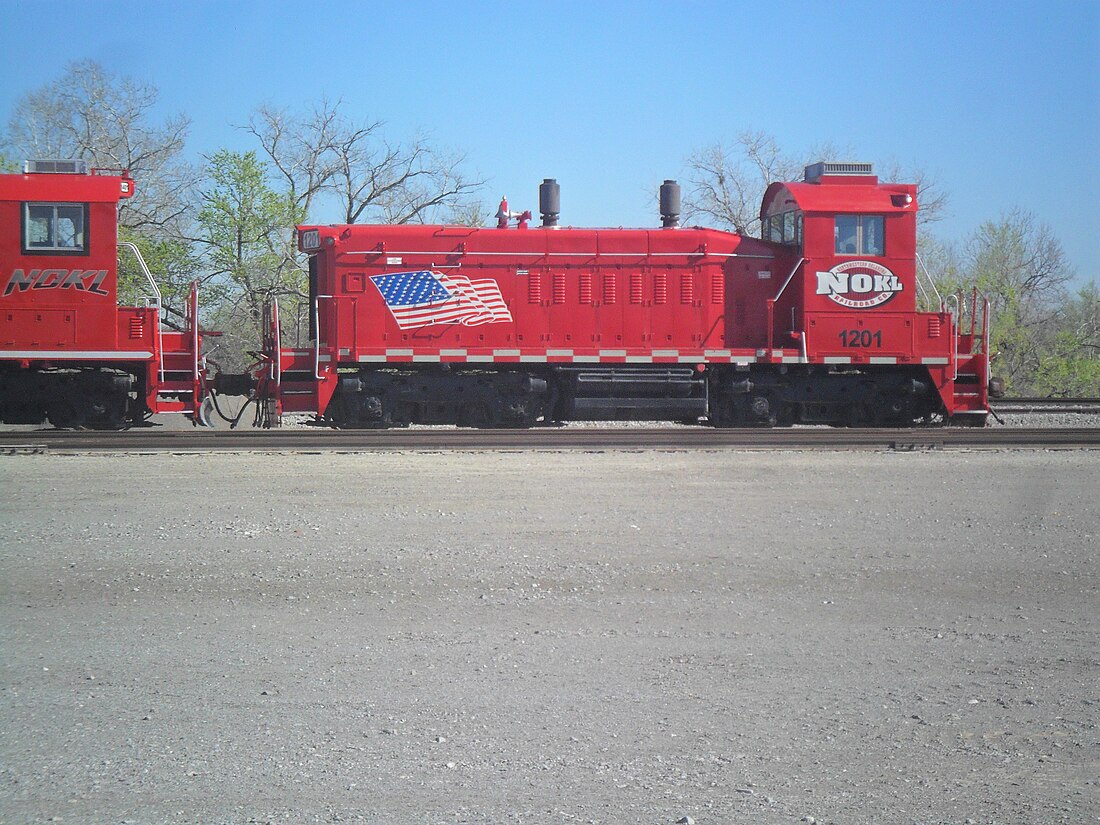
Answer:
[1,450,1097,824]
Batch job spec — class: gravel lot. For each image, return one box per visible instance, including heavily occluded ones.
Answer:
[1,449,1097,825]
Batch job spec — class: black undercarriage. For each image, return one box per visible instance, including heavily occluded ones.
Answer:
[324,364,941,429]
[0,367,137,429]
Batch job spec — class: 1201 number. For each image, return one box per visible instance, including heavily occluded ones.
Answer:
[838,329,883,348]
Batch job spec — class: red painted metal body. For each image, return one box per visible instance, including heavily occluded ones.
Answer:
[0,166,208,426]
[267,166,988,424]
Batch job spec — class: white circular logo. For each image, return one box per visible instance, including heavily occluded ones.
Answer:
[815,260,902,309]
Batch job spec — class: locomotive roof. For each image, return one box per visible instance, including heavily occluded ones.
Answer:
[760,180,918,217]
[0,170,134,203]
[301,223,776,259]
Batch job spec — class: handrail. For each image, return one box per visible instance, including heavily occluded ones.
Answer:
[190,284,199,382]
[947,294,960,380]
[118,241,165,383]
[983,297,991,384]
[772,257,806,303]
[915,253,943,311]
[118,241,163,307]
[313,295,334,379]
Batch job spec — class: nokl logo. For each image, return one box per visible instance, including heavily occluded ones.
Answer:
[815,260,902,309]
[3,269,110,298]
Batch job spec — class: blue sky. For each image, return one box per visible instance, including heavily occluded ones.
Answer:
[1,0,1097,283]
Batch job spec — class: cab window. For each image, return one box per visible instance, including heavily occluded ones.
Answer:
[835,215,884,256]
[23,203,88,254]
[763,210,803,249]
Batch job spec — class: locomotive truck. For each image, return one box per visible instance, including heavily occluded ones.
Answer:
[0,159,994,429]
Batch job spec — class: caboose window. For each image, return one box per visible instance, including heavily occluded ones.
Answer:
[22,203,88,254]
[835,215,884,256]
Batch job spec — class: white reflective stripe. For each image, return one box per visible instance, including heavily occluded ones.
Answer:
[781,356,808,364]
[823,356,851,364]
[922,357,950,365]
[756,349,768,357]
[346,350,765,365]
[772,350,784,358]
[2,350,153,359]
[339,348,351,356]
[318,354,332,362]
[869,356,898,364]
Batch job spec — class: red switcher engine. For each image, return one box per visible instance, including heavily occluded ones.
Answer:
[253,164,992,427]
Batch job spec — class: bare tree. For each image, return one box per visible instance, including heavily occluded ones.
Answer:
[244,100,484,225]
[3,60,193,233]
[683,130,947,233]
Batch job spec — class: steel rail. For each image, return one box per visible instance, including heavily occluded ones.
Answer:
[2,427,1099,454]
[994,397,1100,414]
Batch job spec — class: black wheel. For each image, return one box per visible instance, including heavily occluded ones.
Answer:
[460,401,494,428]
[47,399,84,429]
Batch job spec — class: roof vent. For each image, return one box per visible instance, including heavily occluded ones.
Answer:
[24,159,88,175]
[804,161,874,182]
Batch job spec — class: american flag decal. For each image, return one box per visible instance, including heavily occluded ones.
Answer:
[369,270,513,329]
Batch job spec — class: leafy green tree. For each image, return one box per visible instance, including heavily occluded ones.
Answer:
[196,150,305,367]
[1030,284,1100,396]
[924,210,1087,393]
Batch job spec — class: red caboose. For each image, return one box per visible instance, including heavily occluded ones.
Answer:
[246,163,991,427]
[0,161,208,428]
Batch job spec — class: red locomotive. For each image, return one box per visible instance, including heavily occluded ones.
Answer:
[249,163,993,427]
[0,161,208,428]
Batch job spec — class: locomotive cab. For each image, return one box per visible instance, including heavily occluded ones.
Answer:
[751,162,987,425]
[0,161,208,428]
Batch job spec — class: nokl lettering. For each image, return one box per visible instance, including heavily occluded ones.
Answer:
[3,269,110,298]
[815,260,902,309]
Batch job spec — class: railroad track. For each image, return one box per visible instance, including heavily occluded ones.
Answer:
[2,427,1099,453]
[993,397,1100,414]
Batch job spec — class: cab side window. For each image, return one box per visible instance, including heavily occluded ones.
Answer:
[763,210,803,249]
[23,203,88,254]
[835,215,884,256]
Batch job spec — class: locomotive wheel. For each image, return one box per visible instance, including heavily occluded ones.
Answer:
[85,392,129,430]
[47,398,84,429]
[460,401,495,428]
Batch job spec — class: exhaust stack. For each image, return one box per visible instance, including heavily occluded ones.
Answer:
[660,180,680,228]
[539,178,560,227]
